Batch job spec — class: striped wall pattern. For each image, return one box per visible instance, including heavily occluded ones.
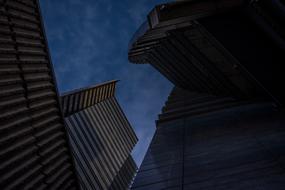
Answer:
[63,92,138,190]
[109,156,137,190]
[129,1,285,189]
[61,80,118,117]
[157,87,244,124]
[128,0,271,102]
[0,0,79,189]
[132,101,285,190]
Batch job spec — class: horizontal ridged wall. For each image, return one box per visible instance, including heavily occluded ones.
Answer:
[132,97,285,189]
[129,23,261,99]
[129,1,285,189]
[157,87,245,124]
[0,0,78,189]
[64,96,138,190]
[128,0,270,101]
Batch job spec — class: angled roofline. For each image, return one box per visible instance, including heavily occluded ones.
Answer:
[61,80,119,117]
[61,79,119,96]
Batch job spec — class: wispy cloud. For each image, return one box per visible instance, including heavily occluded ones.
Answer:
[127,1,150,26]
[40,0,173,166]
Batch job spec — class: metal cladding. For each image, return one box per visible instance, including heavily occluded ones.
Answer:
[157,87,244,124]
[61,81,138,190]
[0,0,79,189]
[129,0,285,189]
[109,155,138,190]
[128,0,285,104]
[131,92,285,189]
[61,80,118,117]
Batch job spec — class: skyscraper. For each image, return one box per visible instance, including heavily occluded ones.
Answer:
[61,80,138,190]
[128,0,285,189]
[0,0,79,189]
[0,1,138,190]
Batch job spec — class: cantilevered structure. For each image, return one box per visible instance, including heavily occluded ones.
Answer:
[61,80,138,190]
[128,0,285,189]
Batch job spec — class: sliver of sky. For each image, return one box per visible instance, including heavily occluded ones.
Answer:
[40,0,173,166]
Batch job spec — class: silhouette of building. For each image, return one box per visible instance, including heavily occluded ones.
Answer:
[0,1,137,189]
[128,0,285,189]
[61,80,138,190]
[0,0,79,189]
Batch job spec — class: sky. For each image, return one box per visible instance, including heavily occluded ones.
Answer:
[40,0,173,166]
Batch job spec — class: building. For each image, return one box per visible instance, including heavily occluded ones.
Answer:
[128,0,285,189]
[0,0,79,189]
[61,80,138,190]
[0,0,138,190]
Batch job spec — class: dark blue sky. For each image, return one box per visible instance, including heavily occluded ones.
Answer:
[40,0,173,166]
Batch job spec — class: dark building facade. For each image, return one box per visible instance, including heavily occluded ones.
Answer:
[0,1,138,190]
[61,80,138,190]
[129,0,285,189]
[0,0,79,189]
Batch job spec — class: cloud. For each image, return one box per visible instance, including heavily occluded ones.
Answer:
[127,1,150,26]
[40,0,173,166]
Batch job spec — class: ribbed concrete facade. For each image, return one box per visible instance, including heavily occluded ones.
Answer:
[61,81,138,190]
[129,0,285,189]
[0,0,79,189]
